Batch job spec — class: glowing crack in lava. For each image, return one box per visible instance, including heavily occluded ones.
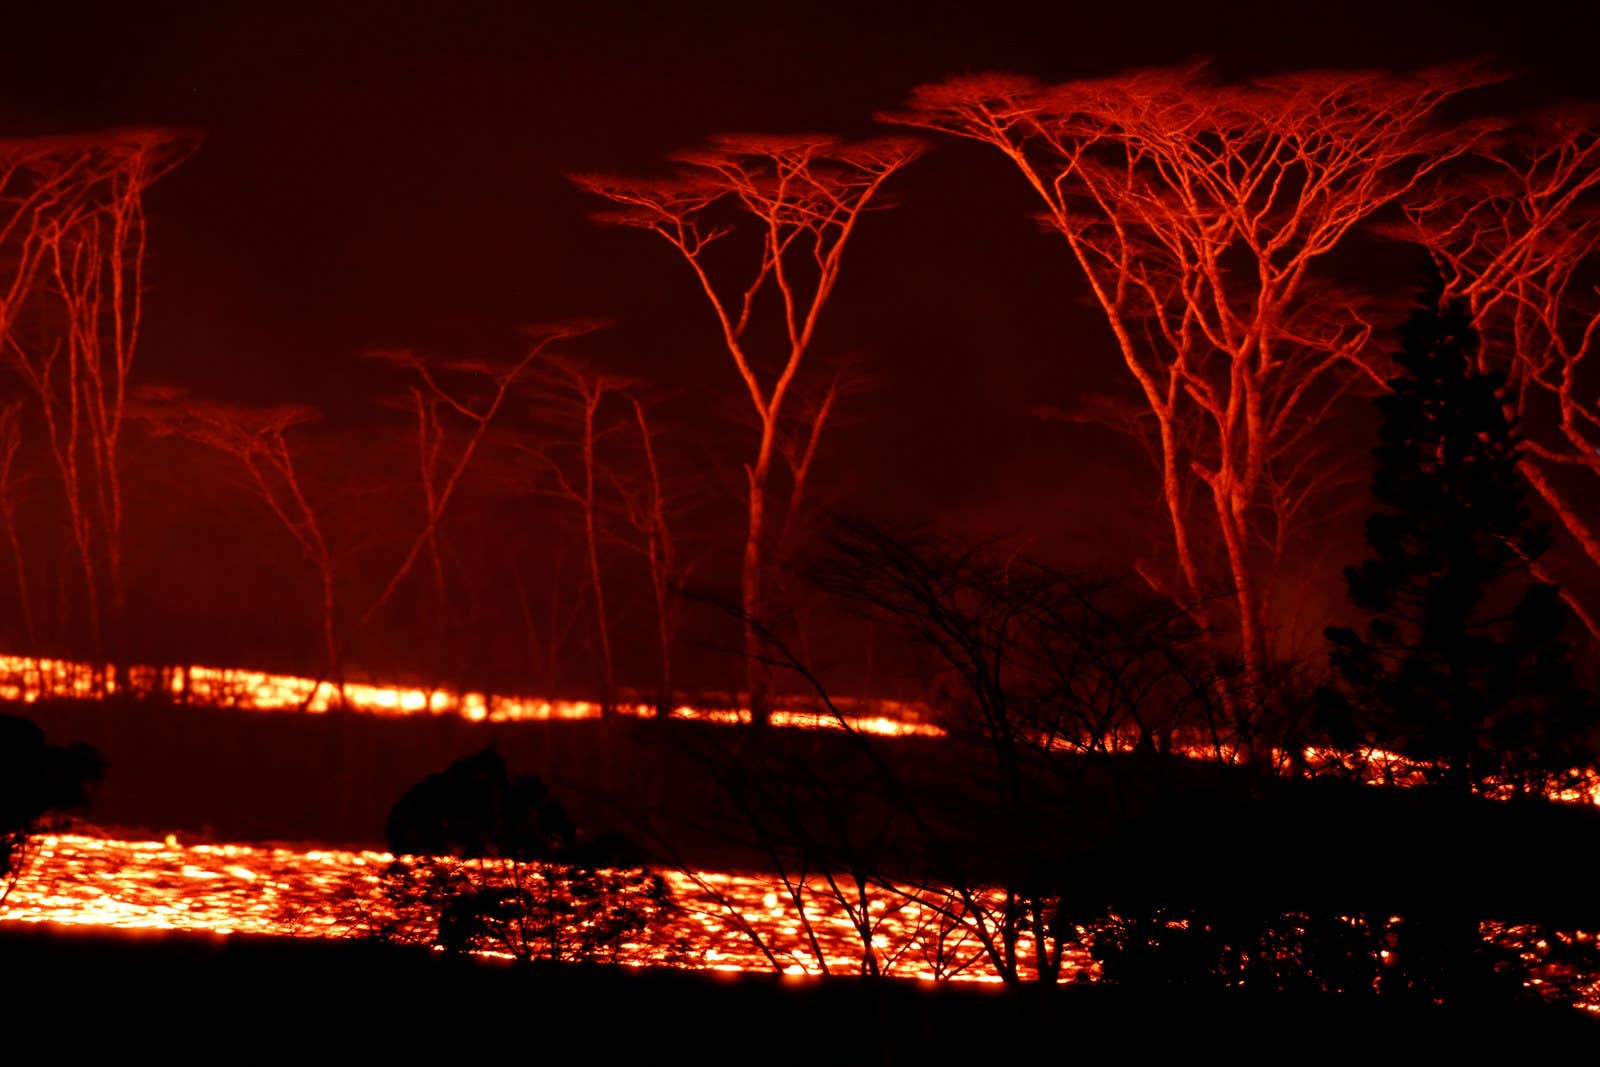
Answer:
[0,653,944,737]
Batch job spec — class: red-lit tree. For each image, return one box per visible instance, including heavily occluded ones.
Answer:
[0,404,35,649]
[356,321,601,646]
[1399,108,1600,643]
[1,129,194,673]
[522,355,636,715]
[574,134,922,722]
[165,400,347,706]
[619,389,685,717]
[886,65,1486,686]
[519,357,692,716]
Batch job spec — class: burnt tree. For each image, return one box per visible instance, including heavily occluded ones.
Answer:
[574,134,921,723]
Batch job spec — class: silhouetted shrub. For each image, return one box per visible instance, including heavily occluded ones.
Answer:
[372,747,673,963]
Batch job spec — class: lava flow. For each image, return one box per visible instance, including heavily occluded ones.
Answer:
[2,832,1083,983]
[5,832,1598,1012]
[0,653,945,737]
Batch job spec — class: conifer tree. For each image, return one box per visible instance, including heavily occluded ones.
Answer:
[1322,263,1596,798]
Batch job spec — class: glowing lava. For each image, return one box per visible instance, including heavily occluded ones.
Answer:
[0,653,945,737]
[5,832,1595,1011]
[3,832,1079,983]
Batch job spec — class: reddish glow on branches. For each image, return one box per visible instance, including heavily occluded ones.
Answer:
[886,66,1493,674]
[1401,108,1600,639]
[574,135,922,721]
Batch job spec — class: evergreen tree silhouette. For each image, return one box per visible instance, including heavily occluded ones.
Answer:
[1322,262,1596,798]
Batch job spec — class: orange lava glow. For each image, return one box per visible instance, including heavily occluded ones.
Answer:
[5,832,1596,1010]
[4,651,1596,1002]
[0,653,945,737]
[2,833,1079,983]
[1042,735,1600,808]
[7,652,1595,803]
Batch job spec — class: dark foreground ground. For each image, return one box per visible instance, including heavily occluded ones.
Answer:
[19,696,1600,929]
[3,926,1595,1066]
[14,694,918,856]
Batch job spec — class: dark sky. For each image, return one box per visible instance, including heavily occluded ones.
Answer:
[2,0,1595,562]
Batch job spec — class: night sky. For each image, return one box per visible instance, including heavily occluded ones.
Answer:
[2,0,1594,599]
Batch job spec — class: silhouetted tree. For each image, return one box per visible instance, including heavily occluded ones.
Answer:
[694,518,1238,984]
[1,714,100,906]
[1322,264,1597,799]
[375,748,672,964]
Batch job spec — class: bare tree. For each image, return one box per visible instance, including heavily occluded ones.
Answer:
[522,355,636,714]
[698,519,1231,985]
[141,324,591,706]
[3,130,194,675]
[513,547,586,698]
[519,357,692,715]
[885,65,1488,676]
[0,404,36,648]
[1399,108,1600,642]
[0,142,65,655]
[574,134,922,722]
[164,401,346,705]
[357,321,601,646]
[620,390,685,716]
[0,132,135,373]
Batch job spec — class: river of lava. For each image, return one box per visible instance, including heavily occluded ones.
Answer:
[0,653,943,737]
[6,653,1597,805]
[6,832,1598,1011]
[1,833,1083,982]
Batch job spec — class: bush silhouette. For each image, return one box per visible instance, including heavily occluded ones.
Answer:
[375,748,672,964]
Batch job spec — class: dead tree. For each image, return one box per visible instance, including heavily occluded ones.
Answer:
[721,519,1228,984]
[523,355,636,715]
[0,134,112,655]
[886,65,1487,677]
[356,321,600,648]
[134,325,591,705]
[1,130,193,679]
[161,401,345,705]
[0,404,35,648]
[355,327,592,692]
[520,357,690,716]
[574,134,922,723]
[620,390,685,716]
[1400,108,1600,643]
[531,549,593,696]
